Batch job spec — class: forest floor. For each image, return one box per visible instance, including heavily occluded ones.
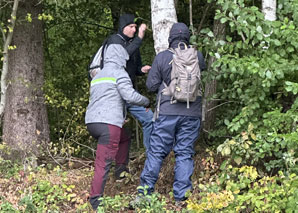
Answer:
[0,144,219,212]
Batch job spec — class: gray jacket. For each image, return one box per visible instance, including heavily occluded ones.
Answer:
[85,44,150,127]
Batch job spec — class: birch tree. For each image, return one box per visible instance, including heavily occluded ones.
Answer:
[262,0,276,21]
[151,0,177,53]
[0,0,19,120]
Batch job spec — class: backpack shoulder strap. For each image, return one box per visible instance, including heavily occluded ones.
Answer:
[99,39,109,69]
[168,48,175,65]
[168,48,175,54]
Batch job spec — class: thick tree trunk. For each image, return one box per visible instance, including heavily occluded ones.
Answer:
[202,18,226,133]
[3,0,49,163]
[262,0,276,21]
[151,0,177,53]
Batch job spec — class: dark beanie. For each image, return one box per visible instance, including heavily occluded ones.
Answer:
[118,14,135,33]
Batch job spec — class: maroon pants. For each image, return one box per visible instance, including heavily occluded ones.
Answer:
[86,123,130,210]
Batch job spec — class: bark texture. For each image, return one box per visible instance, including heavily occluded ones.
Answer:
[202,18,226,133]
[3,0,49,162]
[151,0,177,53]
[262,0,276,21]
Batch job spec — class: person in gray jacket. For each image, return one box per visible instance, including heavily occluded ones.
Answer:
[85,44,150,210]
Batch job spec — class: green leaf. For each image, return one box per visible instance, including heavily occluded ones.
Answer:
[226,36,232,42]
[190,35,197,44]
[287,46,294,53]
[224,119,230,126]
[207,31,214,37]
[220,160,229,170]
[219,40,226,45]
[265,70,272,78]
[220,18,227,23]
[234,156,242,165]
[222,146,231,156]
[257,34,263,40]
[256,26,262,33]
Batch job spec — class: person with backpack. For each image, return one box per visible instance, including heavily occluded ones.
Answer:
[85,44,150,210]
[136,22,206,205]
[89,14,153,152]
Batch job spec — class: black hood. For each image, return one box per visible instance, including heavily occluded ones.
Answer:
[168,22,190,48]
[118,14,135,41]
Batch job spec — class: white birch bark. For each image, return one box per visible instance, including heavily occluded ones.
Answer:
[0,0,19,118]
[151,0,177,54]
[262,0,276,21]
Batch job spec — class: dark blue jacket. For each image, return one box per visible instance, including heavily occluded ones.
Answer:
[146,23,206,118]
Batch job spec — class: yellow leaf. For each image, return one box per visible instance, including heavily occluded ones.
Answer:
[251,133,256,141]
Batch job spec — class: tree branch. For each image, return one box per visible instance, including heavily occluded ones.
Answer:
[0,0,19,119]
[0,25,6,41]
[189,0,193,35]
[198,3,211,34]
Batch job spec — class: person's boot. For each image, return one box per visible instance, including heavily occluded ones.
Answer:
[114,164,129,180]
[89,195,102,211]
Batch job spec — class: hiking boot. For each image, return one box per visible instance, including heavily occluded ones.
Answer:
[114,165,129,180]
[89,196,102,211]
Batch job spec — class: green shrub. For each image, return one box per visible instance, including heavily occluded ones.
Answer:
[193,0,298,174]
[0,196,18,212]
[187,165,298,213]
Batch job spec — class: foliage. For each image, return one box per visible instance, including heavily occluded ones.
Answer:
[1,149,296,212]
[0,164,91,212]
[0,144,22,178]
[43,0,114,158]
[97,194,130,212]
[0,158,21,179]
[192,0,298,173]
[218,107,298,173]
[187,165,298,213]
[132,186,168,213]
[0,197,17,212]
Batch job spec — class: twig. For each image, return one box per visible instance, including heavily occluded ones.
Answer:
[47,20,114,31]
[0,1,11,10]
[0,25,6,41]
[202,128,232,138]
[0,0,19,119]
[232,16,246,42]
[207,101,237,112]
[71,139,95,153]
[67,157,93,169]
[189,0,193,35]
[46,143,63,167]
[198,3,211,33]
[62,113,75,143]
